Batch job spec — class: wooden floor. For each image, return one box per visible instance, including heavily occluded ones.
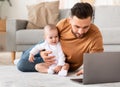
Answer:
[0,52,22,65]
[0,32,6,51]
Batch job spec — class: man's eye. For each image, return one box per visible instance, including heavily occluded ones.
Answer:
[83,26,89,29]
[75,25,80,28]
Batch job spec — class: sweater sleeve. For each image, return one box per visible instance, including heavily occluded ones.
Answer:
[56,18,69,32]
[89,33,104,53]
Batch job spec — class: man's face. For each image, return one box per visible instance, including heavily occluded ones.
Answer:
[70,16,91,38]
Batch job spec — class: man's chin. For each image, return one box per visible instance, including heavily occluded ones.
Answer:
[76,34,84,38]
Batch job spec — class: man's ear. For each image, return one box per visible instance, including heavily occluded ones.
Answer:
[69,16,72,20]
[69,16,72,24]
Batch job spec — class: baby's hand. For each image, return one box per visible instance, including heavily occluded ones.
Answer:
[28,54,35,62]
[54,66,62,73]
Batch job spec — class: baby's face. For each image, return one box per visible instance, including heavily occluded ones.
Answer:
[45,29,59,45]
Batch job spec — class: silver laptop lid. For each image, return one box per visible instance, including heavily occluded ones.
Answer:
[83,52,120,84]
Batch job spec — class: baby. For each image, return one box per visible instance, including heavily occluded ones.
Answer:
[29,24,69,76]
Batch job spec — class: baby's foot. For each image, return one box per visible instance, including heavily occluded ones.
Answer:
[48,69,54,74]
[58,70,68,77]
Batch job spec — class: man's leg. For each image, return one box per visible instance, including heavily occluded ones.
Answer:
[17,41,44,72]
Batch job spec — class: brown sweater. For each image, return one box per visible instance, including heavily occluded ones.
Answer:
[56,18,104,71]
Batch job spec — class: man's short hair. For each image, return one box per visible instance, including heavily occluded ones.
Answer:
[71,3,93,19]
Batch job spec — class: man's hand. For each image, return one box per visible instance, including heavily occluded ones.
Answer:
[28,54,35,62]
[40,50,55,66]
[76,69,84,76]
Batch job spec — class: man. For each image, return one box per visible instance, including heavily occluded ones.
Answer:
[17,3,104,75]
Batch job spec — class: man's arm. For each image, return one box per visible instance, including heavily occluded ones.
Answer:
[89,34,104,53]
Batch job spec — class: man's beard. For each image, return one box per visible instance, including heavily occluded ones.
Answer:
[75,33,86,38]
[71,30,86,38]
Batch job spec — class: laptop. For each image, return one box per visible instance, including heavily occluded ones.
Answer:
[71,52,120,84]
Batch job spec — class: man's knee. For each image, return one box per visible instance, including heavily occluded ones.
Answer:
[17,59,36,72]
[17,60,27,72]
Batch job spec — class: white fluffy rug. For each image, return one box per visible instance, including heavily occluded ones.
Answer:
[0,66,120,87]
[1,52,120,87]
[0,66,81,87]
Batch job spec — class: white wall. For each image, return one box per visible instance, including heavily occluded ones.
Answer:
[0,0,120,19]
[60,0,80,9]
[1,0,29,19]
[0,0,80,19]
[95,0,113,5]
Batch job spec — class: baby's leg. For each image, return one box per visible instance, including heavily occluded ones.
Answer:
[35,63,49,73]
[58,63,69,76]
[48,65,56,74]
[62,63,69,70]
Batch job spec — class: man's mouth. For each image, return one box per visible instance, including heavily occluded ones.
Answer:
[76,33,85,38]
[71,30,85,38]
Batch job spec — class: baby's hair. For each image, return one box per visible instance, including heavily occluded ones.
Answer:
[44,24,59,37]
[44,24,57,32]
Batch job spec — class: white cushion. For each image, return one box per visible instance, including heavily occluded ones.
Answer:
[94,6,120,28]
[16,29,44,44]
[100,27,120,44]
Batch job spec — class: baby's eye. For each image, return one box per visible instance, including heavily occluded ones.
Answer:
[49,37,52,39]
[55,36,58,38]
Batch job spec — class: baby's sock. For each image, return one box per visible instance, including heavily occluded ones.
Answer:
[58,69,68,77]
[48,68,54,74]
